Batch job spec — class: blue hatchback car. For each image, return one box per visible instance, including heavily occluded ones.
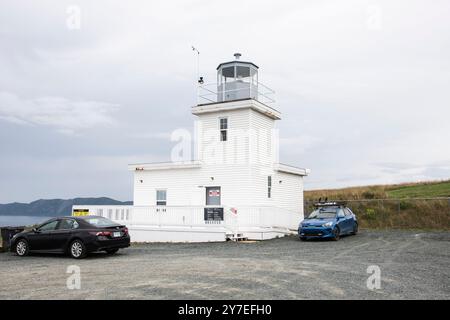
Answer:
[298,202,358,241]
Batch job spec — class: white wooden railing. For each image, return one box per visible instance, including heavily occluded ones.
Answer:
[73,205,132,224]
[72,205,302,232]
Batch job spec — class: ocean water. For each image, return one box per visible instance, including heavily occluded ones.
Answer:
[0,216,53,227]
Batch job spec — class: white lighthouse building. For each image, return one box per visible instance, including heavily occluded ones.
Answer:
[73,54,309,242]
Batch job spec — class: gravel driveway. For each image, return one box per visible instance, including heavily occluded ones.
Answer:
[0,230,449,299]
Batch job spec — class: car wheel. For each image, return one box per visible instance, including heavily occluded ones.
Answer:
[352,223,358,235]
[70,240,87,259]
[300,237,307,241]
[15,239,29,257]
[105,248,119,255]
[332,227,340,241]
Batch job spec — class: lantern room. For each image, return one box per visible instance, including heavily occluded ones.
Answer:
[217,53,259,102]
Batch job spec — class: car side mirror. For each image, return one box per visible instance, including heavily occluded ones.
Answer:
[33,228,40,233]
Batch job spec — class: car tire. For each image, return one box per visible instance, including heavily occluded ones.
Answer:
[351,223,358,235]
[332,227,340,241]
[105,248,119,255]
[69,240,87,259]
[15,239,29,257]
[300,237,307,241]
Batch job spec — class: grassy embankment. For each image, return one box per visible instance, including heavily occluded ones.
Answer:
[305,180,450,230]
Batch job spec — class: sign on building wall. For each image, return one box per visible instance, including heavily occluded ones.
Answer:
[208,190,220,197]
[72,209,90,216]
[204,207,224,221]
[206,186,221,206]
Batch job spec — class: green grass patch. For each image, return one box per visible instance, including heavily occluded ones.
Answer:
[305,179,450,201]
[386,181,450,198]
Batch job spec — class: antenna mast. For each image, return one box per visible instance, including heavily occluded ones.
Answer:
[192,46,202,105]
[192,46,200,80]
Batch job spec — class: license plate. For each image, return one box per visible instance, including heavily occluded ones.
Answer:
[113,232,121,238]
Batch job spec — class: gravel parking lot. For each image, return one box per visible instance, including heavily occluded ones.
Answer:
[0,230,449,300]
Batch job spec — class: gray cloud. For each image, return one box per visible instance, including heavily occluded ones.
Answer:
[421,166,450,179]
[0,91,118,134]
[0,0,449,202]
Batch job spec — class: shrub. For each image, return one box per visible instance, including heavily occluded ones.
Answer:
[361,191,376,199]
[364,208,376,220]
[399,200,412,210]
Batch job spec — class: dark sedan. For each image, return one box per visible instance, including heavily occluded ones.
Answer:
[10,216,130,259]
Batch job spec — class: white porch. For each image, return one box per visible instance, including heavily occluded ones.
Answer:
[72,205,302,242]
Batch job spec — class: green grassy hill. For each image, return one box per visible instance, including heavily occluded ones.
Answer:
[386,180,450,198]
[305,180,450,201]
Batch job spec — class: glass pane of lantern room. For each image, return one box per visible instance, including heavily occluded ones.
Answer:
[250,67,258,85]
[221,66,235,83]
[236,66,250,81]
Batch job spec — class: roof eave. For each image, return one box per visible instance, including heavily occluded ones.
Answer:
[216,61,259,70]
[128,161,203,171]
[275,163,310,176]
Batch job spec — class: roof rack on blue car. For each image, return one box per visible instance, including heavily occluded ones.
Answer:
[314,200,347,207]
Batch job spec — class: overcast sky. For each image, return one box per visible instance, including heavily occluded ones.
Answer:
[1,0,449,203]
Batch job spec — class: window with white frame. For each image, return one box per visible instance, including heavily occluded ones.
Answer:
[219,117,228,141]
[156,189,167,206]
[268,176,272,198]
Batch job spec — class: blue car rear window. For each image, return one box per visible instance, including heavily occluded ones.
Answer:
[308,207,339,219]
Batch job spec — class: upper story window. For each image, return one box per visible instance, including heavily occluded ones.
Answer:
[268,176,272,198]
[156,189,167,206]
[219,117,228,141]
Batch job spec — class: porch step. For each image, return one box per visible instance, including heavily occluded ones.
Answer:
[226,233,248,241]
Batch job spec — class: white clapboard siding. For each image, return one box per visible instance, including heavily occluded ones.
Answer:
[125,98,307,242]
[134,164,257,207]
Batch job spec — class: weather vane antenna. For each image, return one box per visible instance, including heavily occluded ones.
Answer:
[191,46,202,84]
[192,46,203,105]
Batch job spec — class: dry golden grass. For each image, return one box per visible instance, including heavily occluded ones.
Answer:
[304,180,450,230]
[304,199,450,230]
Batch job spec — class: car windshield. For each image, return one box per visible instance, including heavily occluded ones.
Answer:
[307,207,338,219]
[83,216,118,227]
